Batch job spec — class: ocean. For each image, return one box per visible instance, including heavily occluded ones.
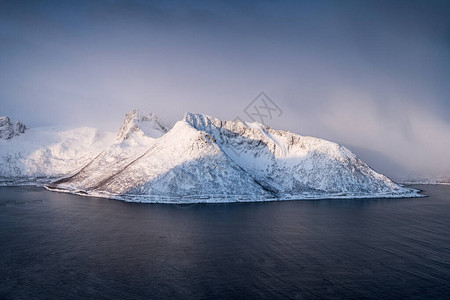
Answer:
[1,185,449,299]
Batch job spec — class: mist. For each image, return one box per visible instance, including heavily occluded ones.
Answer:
[1,0,449,178]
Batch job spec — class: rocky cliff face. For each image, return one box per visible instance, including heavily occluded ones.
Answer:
[0,117,27,140]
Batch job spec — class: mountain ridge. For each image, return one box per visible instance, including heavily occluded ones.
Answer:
[48,111,421,203]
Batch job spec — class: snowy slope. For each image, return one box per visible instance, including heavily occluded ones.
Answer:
[50,112,420,202]
[0,125,115,184]
[51,110,168,190]
[53,117,273,201]
[184,113,404,196]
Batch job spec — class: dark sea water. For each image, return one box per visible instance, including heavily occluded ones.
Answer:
[1,185,450,299]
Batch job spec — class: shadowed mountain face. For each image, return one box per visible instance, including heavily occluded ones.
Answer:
[51,112,420,203]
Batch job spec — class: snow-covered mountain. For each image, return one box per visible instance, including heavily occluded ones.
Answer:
[50,110,168,191]
[0,117,27,140]
[0,111,171,185]
[116,110,168,142]
[0,119,115,184]
[49,112,421,203]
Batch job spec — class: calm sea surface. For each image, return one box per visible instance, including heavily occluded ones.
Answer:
[1,185,450,299]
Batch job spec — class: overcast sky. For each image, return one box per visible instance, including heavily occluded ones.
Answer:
[1,0,449,178]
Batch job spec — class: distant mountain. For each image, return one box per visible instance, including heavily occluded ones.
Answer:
[49,112,421,203]
[0,119,115,183]
[0,116,27,140]
[398,176,450,185]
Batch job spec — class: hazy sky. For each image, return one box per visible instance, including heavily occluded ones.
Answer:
[1,0,449,178]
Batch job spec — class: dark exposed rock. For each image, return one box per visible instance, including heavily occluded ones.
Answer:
[0,117,27,140]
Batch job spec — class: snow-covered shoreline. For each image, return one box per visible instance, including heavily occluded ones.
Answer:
[43,184,424,204]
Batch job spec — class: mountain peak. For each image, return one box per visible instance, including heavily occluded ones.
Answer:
[183,112,273,132]
[116,110,168,141]
[0,116,27,140]
[183,112,221,128]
